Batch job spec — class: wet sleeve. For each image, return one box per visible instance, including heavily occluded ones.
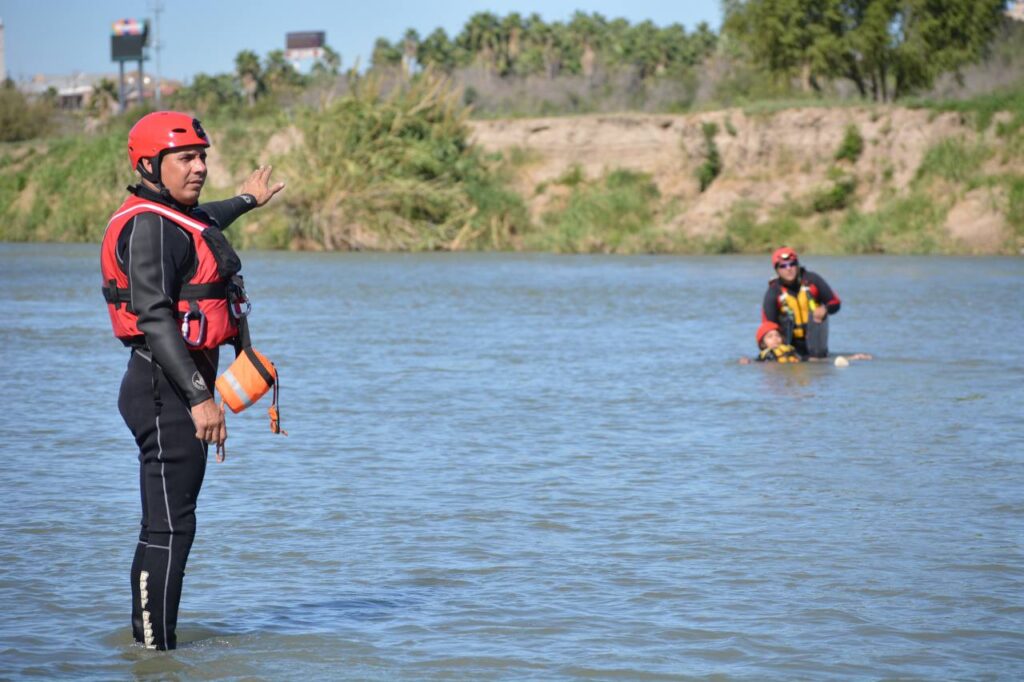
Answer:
[125,213,212,406]
[762,284,780,324]
[193,194,257,231]
[809,271,841,315]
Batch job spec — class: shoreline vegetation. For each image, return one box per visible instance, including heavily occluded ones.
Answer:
[1,6,1022,254]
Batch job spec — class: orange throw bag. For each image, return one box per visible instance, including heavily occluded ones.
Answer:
[216,347,287,435]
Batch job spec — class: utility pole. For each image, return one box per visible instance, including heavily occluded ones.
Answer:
[0,17,6,84]
[152,0,163,107]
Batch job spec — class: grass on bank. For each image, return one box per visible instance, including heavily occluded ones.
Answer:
[276,73,528,251]
[529,168,663,253]
[0,120,133,242]
[909,85,1024,133]
[0,74,531,251]
[2,77,1023,254]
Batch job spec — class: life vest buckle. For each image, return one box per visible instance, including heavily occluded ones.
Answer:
[230,298,252,320]
[228,277,251,319]
[181,310,207,347]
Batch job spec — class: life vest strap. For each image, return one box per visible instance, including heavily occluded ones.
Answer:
[180,281,228,300]
[102,280,132,311]
[103,281,228,311]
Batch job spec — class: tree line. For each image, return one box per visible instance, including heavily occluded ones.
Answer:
[1,2,1016,142]
[366,3,1011,100]
[370,11,719,79]
[722,0,1010,101]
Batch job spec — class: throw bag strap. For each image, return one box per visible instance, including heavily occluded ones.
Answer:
[244,347,275,387]
[244,348,286,435]
[269,375,287,436]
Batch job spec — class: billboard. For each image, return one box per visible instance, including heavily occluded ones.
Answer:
[285,31,325,61]
[111,18,148,61]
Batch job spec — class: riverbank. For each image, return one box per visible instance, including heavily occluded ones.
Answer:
[1,83,1022,254]
[467,103,1024,255]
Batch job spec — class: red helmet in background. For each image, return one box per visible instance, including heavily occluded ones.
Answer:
[127,111,210,171]
[771,247,799,268]
[756,321,780,347]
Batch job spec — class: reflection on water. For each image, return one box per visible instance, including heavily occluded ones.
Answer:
[1,244,1022,680]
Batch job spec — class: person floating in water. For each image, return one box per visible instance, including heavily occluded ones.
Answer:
[739,322,872,364]
[761,247,840,358]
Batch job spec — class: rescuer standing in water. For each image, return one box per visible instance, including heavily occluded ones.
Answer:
[761,247,841,358]
[100,111,284,649]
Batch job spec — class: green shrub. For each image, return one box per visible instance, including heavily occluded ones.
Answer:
[555,163,585,187]
[533,168,661,253]
[1008,176,1024,238]
[916,138,990,185]
[279,72,528,250]
[0,84,53,142]
[835,124,864,163]
[696,121,721,192]
[0,116,134,242]
[839,192,946,254]
[811,176,857,213]
[707,202,799,253]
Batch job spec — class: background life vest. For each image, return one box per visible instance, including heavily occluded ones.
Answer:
[777,282,818,340]
[758,344,802,363]
[100,195,241,350]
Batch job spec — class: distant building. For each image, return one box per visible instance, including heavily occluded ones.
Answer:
[18,72,180,110]
[1009,1,1024,22]
[21,73,98,109]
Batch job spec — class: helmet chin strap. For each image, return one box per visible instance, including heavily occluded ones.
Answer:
[137,155,176,203]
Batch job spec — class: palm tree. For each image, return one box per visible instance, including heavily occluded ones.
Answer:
[321,45,342,75]
[402,29,420,74]
[520,14,564,78]
[371,38,402,70]
[500,12,525,75]
[235,49,262,105]
[264,50,304,91]
[417,28,456,73]
[568,11,609,78]
[626,21,663,79]
[88,78,119,117]
[458,12,502,74]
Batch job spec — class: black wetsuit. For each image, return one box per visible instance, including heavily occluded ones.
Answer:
[761,268,841,357]
[113,184,254,650]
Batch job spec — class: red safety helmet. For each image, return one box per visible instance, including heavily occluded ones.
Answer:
[771,247,799,268]
[127,111,210,172]
[756,321,780,347]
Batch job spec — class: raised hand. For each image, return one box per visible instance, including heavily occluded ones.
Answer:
[240,165,286,207]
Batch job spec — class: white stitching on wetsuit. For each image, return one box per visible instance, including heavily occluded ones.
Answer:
[155,215,174,650]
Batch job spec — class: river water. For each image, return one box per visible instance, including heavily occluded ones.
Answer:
[1,244,1022,680]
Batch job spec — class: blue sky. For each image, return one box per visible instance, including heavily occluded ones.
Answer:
[1,0,722,82]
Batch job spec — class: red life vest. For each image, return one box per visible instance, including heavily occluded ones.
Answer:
[100,195,241,350]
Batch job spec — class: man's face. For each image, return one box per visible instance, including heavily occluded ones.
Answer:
[775,259,799,284]
[159,145,208,205]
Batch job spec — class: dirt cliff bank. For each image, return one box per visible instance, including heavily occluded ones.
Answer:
[469,107,1022,254]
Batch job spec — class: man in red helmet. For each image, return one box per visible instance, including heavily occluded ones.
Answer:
[761,247,841,358]
[101,111,284,650]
